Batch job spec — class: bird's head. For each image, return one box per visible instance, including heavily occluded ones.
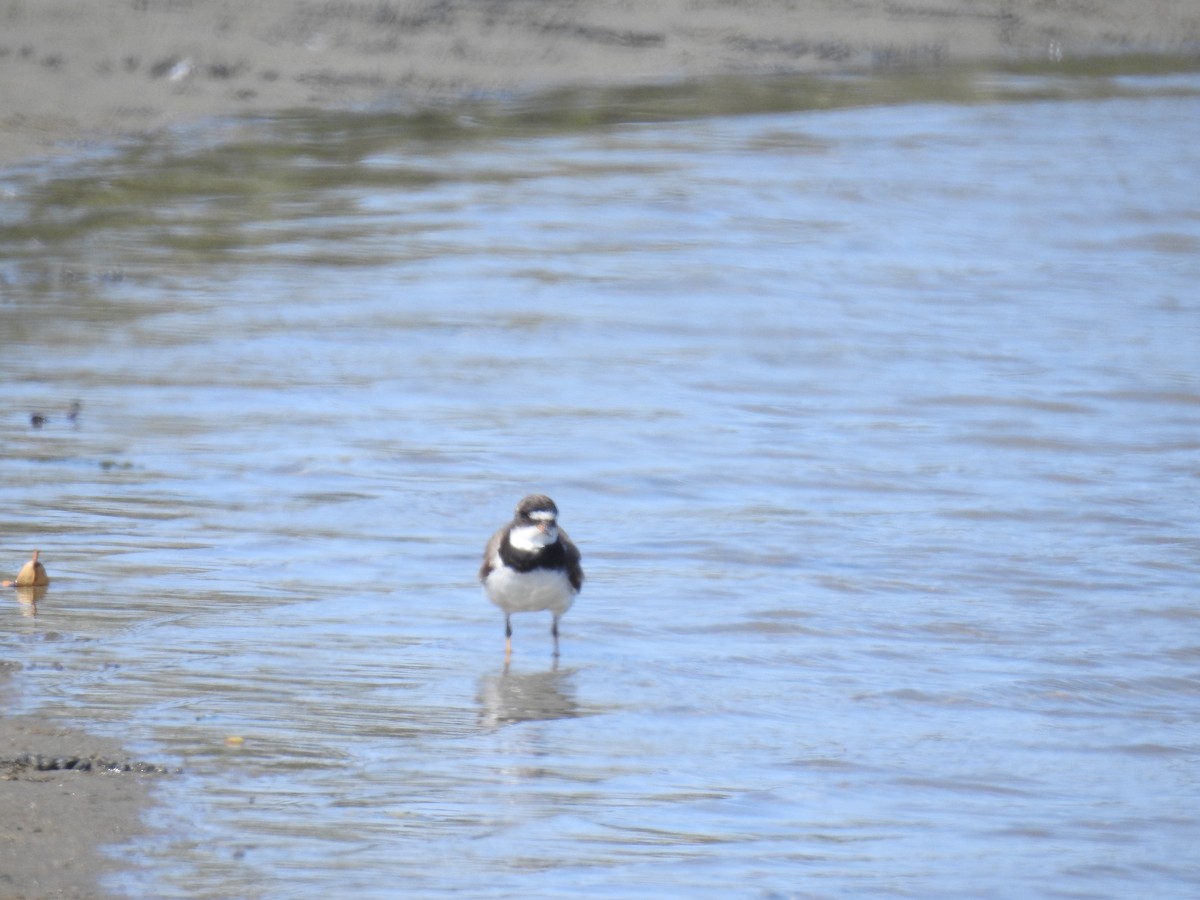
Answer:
[509,494,560,551]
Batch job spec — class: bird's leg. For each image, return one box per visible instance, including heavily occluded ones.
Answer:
[551,615,560,657]
[505,615,513,661]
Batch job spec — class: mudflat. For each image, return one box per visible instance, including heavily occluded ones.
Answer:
[1,0,1197,167]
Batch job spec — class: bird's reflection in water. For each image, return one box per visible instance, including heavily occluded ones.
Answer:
[12,586,46,617]
[477,662,580,729]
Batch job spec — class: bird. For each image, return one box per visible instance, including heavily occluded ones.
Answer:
[480,494,583,660]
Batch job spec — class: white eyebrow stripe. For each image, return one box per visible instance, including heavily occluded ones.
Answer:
[528,510,556,521]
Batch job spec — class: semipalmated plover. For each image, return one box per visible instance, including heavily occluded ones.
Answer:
[480,494,583,659]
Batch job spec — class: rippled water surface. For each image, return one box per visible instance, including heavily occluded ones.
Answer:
[3,71,1200,898]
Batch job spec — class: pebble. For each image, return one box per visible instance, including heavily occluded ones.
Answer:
[3,753,178,775]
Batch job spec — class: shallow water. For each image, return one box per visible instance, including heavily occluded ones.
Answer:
[3,69,1200,898]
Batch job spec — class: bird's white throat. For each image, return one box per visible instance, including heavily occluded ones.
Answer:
[509,523,557,552]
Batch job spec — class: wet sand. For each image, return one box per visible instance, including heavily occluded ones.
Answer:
[1,2,1197,897]
[1,590,161,898]
[1,0,1197,168]
[0,709,158,900]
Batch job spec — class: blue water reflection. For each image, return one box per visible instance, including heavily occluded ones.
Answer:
[2,76,1199,897]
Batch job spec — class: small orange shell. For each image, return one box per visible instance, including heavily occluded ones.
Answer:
[15,550,49,587]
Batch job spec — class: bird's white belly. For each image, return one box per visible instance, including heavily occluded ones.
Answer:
[484,562,576,615]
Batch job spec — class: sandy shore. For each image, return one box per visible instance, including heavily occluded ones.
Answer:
[1,0,1198,168]
[0,698,161,899]
[1,589,166,898]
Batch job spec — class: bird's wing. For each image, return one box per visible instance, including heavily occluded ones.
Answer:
[559,529,584,592]
[479,526,507,582]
